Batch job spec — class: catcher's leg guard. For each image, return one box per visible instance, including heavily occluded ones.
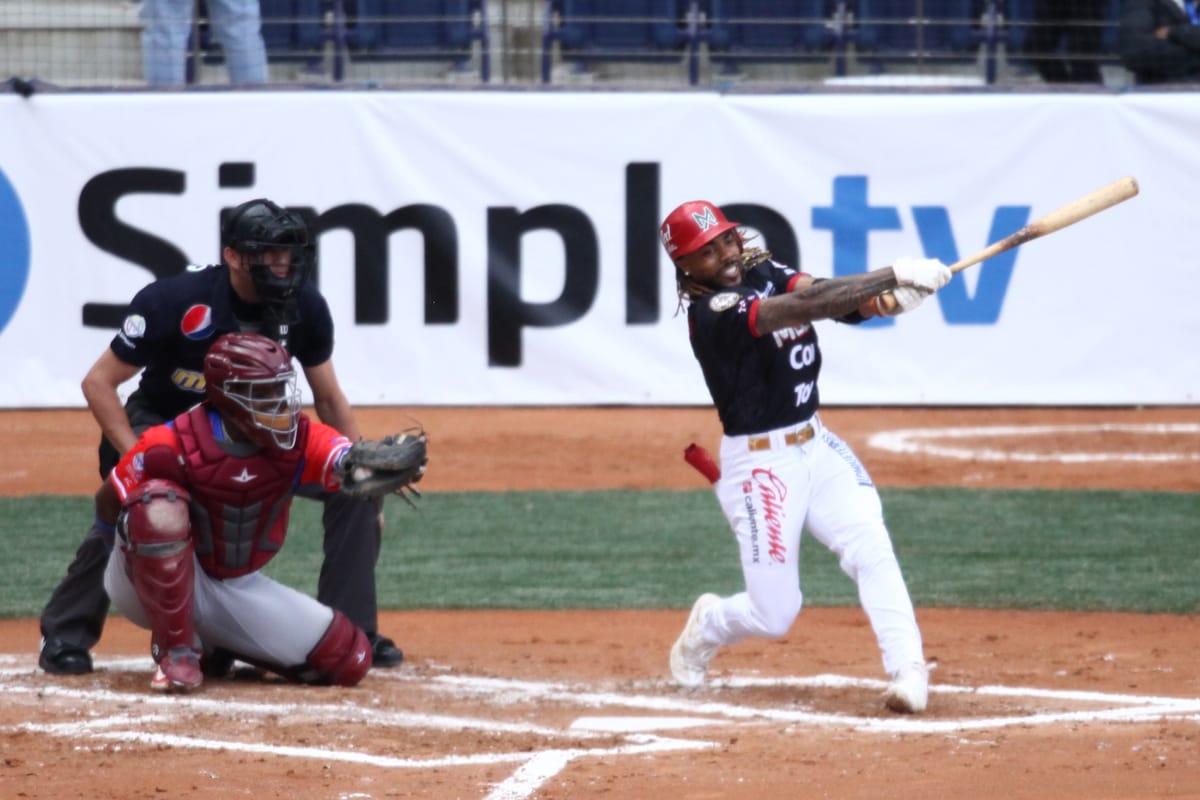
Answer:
[122,479,201,691]
[304,609,372,687]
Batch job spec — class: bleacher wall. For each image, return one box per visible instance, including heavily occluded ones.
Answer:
[0,89,1196,407]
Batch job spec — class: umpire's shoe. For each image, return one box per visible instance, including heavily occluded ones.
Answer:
[39,639,93,675]
[368,633,404,668]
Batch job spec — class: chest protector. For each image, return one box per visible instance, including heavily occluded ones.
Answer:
[174,406,309,578]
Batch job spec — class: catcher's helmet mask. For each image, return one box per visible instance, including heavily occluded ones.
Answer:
[204,332,301,451]
[222,199,314,326]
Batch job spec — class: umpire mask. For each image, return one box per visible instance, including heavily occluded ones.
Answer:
[222,198,314,329]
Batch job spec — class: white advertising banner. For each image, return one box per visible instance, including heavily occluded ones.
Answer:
[0,90,1196,407]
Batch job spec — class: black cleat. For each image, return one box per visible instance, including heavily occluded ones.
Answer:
[39,641,94,675]
[368,634,404,668]
[201,647,237,678]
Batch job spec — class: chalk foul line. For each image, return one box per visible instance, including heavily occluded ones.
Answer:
[868,423,1200,464]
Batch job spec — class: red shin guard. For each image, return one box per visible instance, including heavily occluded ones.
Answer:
[305,610,372,687]
[123,479,197,657]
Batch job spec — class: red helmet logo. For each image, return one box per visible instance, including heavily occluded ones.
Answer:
[660,201,741,260]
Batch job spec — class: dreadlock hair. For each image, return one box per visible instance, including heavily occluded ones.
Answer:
[672,238,773,316]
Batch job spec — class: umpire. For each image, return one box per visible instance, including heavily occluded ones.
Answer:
[39,198,405,674]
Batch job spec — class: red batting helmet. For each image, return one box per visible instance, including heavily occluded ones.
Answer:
[204,332,300,450]
[659,201,741,260]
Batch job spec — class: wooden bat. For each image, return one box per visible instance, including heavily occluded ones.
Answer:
[879,175,1139,313]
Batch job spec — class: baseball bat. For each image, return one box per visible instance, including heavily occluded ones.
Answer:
[879,175,1139,313]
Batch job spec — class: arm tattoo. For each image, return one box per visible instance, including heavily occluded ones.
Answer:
[794,271,895,319]
[760,270,896,331]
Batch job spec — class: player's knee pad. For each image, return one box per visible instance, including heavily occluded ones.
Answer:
[121,479,196,651]
[123,478,192,545]
[304,610,372,687]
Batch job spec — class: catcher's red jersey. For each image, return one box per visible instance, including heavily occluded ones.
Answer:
[110,405,352,578]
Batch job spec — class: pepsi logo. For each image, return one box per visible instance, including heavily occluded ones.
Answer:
[180,304,215,341]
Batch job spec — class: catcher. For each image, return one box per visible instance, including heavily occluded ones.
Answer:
[101,332,427,692]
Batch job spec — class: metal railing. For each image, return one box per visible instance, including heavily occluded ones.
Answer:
[0,0,1142,91]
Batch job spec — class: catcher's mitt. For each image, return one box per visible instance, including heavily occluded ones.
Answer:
[336,429,427,503]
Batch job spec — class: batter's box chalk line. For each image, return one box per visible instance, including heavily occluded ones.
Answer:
[869,423,1200,464]
[4,656,1200,741]
[4,657,1200,800]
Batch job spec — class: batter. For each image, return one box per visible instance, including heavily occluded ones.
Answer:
[660,200,950,713]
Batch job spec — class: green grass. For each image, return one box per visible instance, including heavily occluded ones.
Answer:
[3,488,1197,619]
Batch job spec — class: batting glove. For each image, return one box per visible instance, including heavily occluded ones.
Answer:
[892,257,951,292]
[874,286,930,317]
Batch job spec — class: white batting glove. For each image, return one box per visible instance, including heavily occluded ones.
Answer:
[876,286,929,317]
[892,257,951,292]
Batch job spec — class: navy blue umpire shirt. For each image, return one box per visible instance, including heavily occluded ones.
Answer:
[111,263,335,419]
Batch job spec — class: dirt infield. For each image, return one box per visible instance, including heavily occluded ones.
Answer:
[2,406,1199,799]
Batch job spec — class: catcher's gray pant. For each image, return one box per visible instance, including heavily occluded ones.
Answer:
[39,394,386,655]
[104,545,332,668]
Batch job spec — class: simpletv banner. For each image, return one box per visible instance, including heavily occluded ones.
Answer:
[0,90,1195,407]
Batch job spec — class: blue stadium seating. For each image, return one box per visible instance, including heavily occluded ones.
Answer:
[192,0,325,80]
[260,0,326,55]
[854,0,983,65]
[341,0,490,80]
[542,1,700,83]
[705,1,846,66]
[194,1,491,83]
[1000,0,1121,61]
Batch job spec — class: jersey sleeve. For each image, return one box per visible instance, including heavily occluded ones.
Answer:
[110,280,173,368]
[292,286,336,368]
[765,259,807,294]
[785,272,809,293]
[300,419,353,492]
[692,287,760,350]
[108,424,184,502]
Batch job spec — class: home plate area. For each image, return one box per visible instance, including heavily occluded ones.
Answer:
[4,654,1200,799]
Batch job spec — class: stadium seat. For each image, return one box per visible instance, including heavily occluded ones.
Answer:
[260,0,326,56]
[854,0,983,68]
[341,0,491,81]
[705,1,849,69]
[1000,0,1121,63]
[191,0,325,80]
[542,1,700,83]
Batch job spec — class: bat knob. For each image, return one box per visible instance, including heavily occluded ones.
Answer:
[874,291,899,316]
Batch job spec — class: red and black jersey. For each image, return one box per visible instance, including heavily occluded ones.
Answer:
[110,264,335,420]
[687,259,822,436]
[109,405,353,578]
